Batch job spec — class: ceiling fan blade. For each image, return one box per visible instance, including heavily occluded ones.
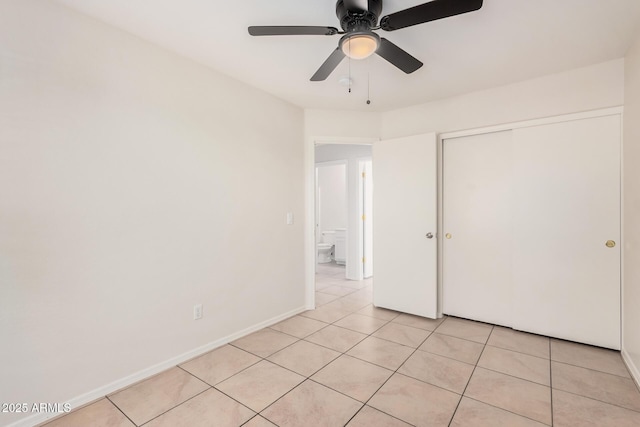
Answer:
[380,0,483,32]
[376,38,423,74]
[248,26,339,36]
[310,47,346,81]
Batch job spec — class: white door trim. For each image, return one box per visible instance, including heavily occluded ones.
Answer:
[440,107,623,140]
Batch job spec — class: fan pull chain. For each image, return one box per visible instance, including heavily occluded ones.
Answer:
[366,72,371,105]
[348,39,352,93]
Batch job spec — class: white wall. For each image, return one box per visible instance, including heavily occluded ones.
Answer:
[317,164,347,232]
[623,29,640,384]
[381,59,625,138]
[305,109,381,140]
[0,1,304,425]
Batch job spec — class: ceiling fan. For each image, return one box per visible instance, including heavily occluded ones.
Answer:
[248,0,483,81]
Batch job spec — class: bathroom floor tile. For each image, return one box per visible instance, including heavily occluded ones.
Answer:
[347,336,415,370]
[269,315,328,338]
[450,397,547,427]
[434,317,493,344]
[311,355,394,402]
[108,367,209,426]
[180,345,260,386]
[144,388,254,427]
[550,339,631,378]
[464,367,552,425]
[261,380,362,427]
[43,399,134,427]
[231,328,298,358]
[552,389,640,427]
[215,360,304,412]
[267,340,340,377]
[488,326,550,359]
[551,361,640,411]
[304,325,368,353]
[372,322,431,348]
[398,350,475,394]
[368,373,461,426]
[392,313,445,331]
[478,346,550,386]
[419,333,485,365]
[357,304,401,321]
[334,313,388,334]
[346,406,412,427]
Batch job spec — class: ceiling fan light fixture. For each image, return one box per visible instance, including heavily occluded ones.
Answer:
[340,32,380,60]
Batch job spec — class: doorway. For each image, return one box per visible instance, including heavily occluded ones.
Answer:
[314,143,373,298]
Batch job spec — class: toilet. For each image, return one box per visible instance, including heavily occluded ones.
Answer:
[317,230,336,263]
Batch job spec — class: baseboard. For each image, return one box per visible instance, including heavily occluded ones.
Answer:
[7,306,306,427]
[622,349,640,391]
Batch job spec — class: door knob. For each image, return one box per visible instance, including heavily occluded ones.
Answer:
[606,240,616,248]
[426,232,434,239]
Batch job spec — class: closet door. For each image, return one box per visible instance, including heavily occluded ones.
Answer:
[512,115,621,349]
[443,131,514,327]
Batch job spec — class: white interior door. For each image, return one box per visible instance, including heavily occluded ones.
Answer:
[443,131,514,327]
[373,133,438,318]
[512,116,621,349]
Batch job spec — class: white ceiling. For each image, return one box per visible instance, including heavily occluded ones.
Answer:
[53,0,640,112]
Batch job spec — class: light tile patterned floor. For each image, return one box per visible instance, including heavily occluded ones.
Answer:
[44,262,640,426]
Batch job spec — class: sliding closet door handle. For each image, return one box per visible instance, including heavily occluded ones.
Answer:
[426,232,434,239]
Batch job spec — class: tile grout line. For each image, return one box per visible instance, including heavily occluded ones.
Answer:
[174,364,261,413]
[241,283,380,424]
[259,282,412,426]
[341,319,456,426]
[551,387,640,415]
[446,325,494,427]
[550,358,635,380]
[339,342,426,424]
[460,396,553,426]
[136,386,212,426]
[181,348,264,386]
[103,396,138,427]
[484,342,551,361]
[334,294,640,419]
[549,339,554,426]
[314,295,528,426]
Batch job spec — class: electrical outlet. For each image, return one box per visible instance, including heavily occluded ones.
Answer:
[193,304,203,320]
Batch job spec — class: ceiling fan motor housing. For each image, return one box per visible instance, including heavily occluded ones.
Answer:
[336,0,383,32]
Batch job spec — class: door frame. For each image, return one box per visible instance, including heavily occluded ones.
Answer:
[305,136,379,310]
[359,158,373,279]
